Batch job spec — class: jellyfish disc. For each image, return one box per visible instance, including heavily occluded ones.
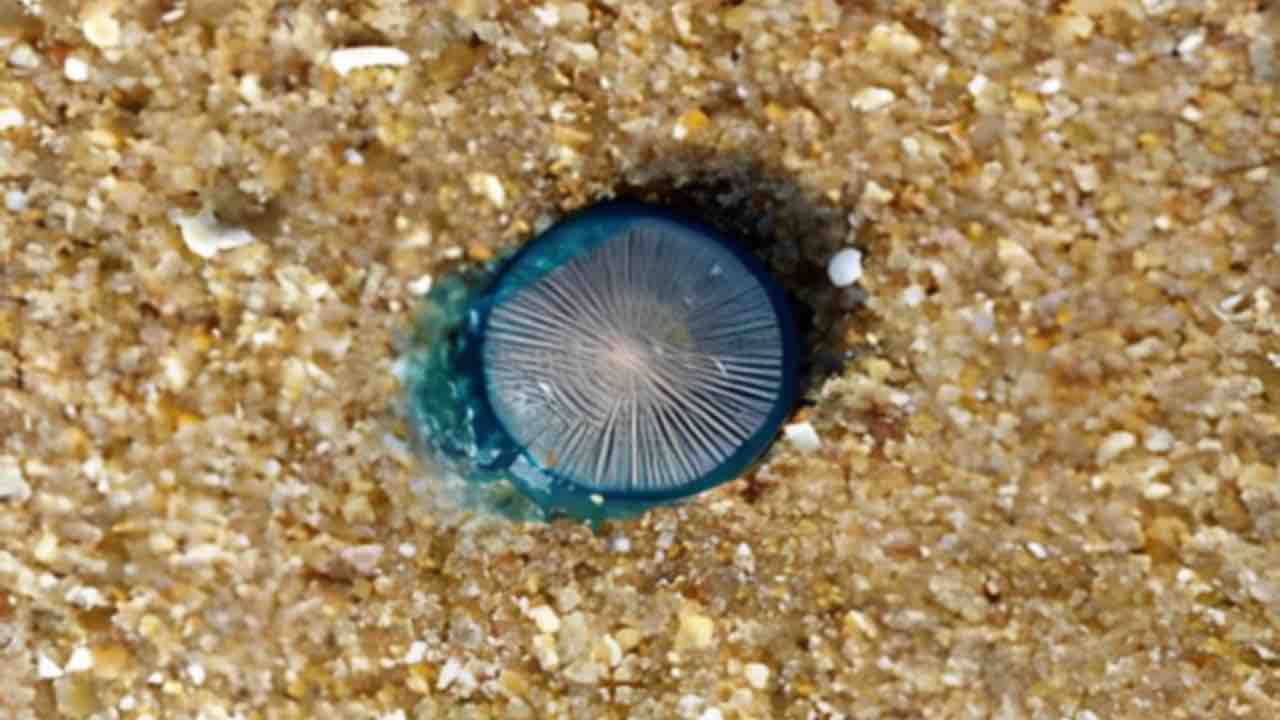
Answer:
[479,202,798,514]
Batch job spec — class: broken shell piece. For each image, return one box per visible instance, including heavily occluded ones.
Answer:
[330,46,411,76]
[173,208,257,259]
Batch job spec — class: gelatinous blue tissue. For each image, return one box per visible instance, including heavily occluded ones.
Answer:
[402,201,799,524]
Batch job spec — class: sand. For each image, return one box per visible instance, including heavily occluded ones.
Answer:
[1,1,1278,718]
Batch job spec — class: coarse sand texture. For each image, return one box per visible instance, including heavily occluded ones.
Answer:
[0,1,1278,718]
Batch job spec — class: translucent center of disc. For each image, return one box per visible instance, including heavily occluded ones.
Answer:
[482,222,786,495]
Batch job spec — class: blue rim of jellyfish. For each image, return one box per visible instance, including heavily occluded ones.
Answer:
[405,200,799,523]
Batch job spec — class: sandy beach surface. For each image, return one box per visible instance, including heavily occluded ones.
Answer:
[1,1,1279,718]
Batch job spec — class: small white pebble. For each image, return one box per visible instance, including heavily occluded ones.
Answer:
[1177,30,1204,58]
[967,73,989,97]
[82,7,122,49]
[676,613,716,650]
[698,709,723,720]
[237,74,263,103]
[403,640,428,664]
[1218,293,1245,315]
[65,647,94,673]
[1096,431,1136,465]
[161,353,189,389]
[528,605,561,634]
[173,208,256,259]
[1181,104,1203,123]
[437,658,462,690]
[866,22,922,56]
[560,2,589,24]
[743,662,770,689]
[1072,164,1101,193]
[3,189,25,212]
[435,655,471,691]
[1248,577,1279,605]
[329,46,410,76]
[187,663,206,686]
[169,543,225,568]
[1143,482,1173,500]
[678,696,705,716]
[601,634,623,667]
[0,456,31,502]
[37,654,63,679]
[118,696,137,712]
[532,634,559,670]
[343,148,365,166]
[65,585,106,609]
[1025,541,1049,560]
[901,284,925,307]
[610,534,631,553]
[467,173,506,209]
[1144,427,1174,453]
[1038,76,1061,95]
[862,179,894,204]
[827,248,864,287]
[564,41,599,64]
[784,422,821,452]
[0,108,24,131]
[397,542,416,558]
[532,5,560,27]
[407,275,434,295]
[340,544,384,575]
[64,56,91,82]
[8,44,40,69]
[849,86,896,112]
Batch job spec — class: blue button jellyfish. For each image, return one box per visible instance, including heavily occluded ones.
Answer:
[403,201,799,524]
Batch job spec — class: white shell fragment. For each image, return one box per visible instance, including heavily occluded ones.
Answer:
[528,605,561,634]
[0,456,30,502]
[37,654,63,680]
[340,544,384,575]
[330,46,411,76]
[849,87,897,112]
[1096,431,1136,465]
[0,108,24,131]
[408,274,434,295]
[467,172,507,208]
[65,646,94,673]
[403,641,428,664]
[784,421,822,452]
[827,248,864,287]
[82,7,122,50]
[64,57,91,82]
[743,662,770,690]
[173,209,256,259]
